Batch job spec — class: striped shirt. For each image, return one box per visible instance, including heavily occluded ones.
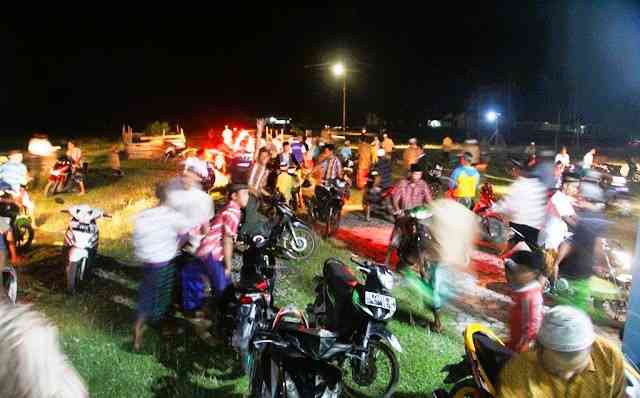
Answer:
[492,177,548,229]
[196,202,242,261]
[247,163,269,196]
[320,155,342,182]
[392,179,432,211]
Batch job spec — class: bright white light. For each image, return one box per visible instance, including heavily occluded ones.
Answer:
[332,63,345,76]
[428,120,442,128]
[486,111,499,122]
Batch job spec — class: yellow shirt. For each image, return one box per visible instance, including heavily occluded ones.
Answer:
[276,173,298,203]
[497,337,625,398]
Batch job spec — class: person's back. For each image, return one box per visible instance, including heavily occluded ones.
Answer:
[357,142,372,170]
[560,209,609,280]
[133,205,191,265]
[494,176,547,230]
[276,171,298,203]
[373,157,393,189]
[291,139,305,166]
[450,164,480,199]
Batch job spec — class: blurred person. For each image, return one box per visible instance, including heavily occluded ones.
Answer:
[364,149,394,221]
[504,250,544,352]
[276,163,300,204]
[552,177,610,313]
[66,141,86,195]
[555,146,570,169]
[403,138,423,171]
[492,161,548,250]
[27,133,59,156]
[339,139,352,163]
[370,135,381,164]
[183,148,209,182]
[247,148,271,199]
[0,150,33,263]
[391,163,432,217]
[290,135,305,167]
[582,148,596,169]
[278,142,299,169]
[110,145,123,177]
[382,132,394,155]
[449,152,480,208]
[196,184,249,337]
[525,141,536,160]
[498,306,626,398]
[132,179,212,351]
[371,148,393,191]
[0,302,88,398]
[228,146,253,184]
[356,136,372,189]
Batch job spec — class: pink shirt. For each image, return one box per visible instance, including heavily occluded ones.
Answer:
[392,179,432,211]
[196,202,242,261]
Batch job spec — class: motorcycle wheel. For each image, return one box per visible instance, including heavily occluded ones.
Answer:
[448,379,485,398]
[44,181,58,197]
[325,207,341,237]
[67,258,86,293]
[343,341,400,398]
[282,226,316,260]
[14,220,34,252]
[249,352,275,398]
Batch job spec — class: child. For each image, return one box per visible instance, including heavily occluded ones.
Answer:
[276,162,300,205]
[110,145,123,177]
[504,250,544,352]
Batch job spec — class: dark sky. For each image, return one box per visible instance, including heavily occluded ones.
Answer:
[1,2,639,135]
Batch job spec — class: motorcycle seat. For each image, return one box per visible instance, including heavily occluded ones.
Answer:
[282,326,351,360]
[473,333,513,388]
[323,259,358,297]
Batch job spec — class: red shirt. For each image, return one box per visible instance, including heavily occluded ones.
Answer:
[196,202,242,261]
[392,179,432,211]
[508,281,543,352]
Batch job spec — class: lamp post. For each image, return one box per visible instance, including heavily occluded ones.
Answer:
[486,111,503,146]
[333,63,346,131]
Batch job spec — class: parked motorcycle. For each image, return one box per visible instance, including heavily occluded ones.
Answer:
[249,305,353,397]
[62,205,110,293]
[0,183,34,252]
[362,171,394,221]
[306,178,350,237]
[307,256,401,398]
[267,194,317,261]
[433,323,640,398]
[44,156,76,197]
[473,183,511,252]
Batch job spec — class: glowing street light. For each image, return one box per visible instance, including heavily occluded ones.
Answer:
[486,111,500,123]
[332,63,345,77]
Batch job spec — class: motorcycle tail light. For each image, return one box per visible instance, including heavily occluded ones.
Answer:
[255,280,269,291]
[239,295,254,305]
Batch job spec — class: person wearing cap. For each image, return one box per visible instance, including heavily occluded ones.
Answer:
[403,138,423,171]
[382,133,394,156]
[196,184,249,337]
[504,250,544,353]
[498,305,626,397]
[552,177,610,313]
[391,163,432,217]
[356,137,372,189]
[449,152,480,209]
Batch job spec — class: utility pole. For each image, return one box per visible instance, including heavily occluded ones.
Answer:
[342,77,347,132]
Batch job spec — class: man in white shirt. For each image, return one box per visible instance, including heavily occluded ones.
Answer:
[554,146,570,168]
[538,178,577,251]
[582,148,596,169]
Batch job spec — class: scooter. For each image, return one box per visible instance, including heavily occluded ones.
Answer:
[307,256,401,398]
[44,156,78,197]
[472,183,511,253]
[62,205,110,293]
[433,323,640,398]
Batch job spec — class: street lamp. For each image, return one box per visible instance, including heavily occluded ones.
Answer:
[486,111,499,123]
[333,62,347,131]
[485,111,503,146]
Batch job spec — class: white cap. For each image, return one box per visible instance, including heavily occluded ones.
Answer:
[409,138,417,144]
[537,306,595,352]
[377,148,386,157]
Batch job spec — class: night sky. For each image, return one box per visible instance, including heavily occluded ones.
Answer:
[1,2,639,136]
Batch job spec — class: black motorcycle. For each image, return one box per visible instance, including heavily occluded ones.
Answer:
[0,183,34,252]
[267,194,317,261]
[249,306,353,398]
[307,256,401,398]
[362,171,395,221]
[306,178,350,237]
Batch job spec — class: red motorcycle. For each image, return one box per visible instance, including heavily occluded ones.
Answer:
[473,183,510,252]
[362,171,395,221]
[43,156,76,197]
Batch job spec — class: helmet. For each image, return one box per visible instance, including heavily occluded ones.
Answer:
[537,306,595,352]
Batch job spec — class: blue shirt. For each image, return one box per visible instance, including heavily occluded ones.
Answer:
[339,147,352,161]
[449,165,480,198]
[0,160,27,191]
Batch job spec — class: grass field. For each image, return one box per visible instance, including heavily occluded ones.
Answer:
[18,139,467,398]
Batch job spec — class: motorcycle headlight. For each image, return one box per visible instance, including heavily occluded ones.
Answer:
[612,249,633,271]
[377,269,395,291]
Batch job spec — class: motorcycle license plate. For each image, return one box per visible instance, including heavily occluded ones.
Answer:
[72,223,95,233]
[364,291,396,311]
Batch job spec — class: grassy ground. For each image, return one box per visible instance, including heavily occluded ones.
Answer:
[18,139,465,398]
